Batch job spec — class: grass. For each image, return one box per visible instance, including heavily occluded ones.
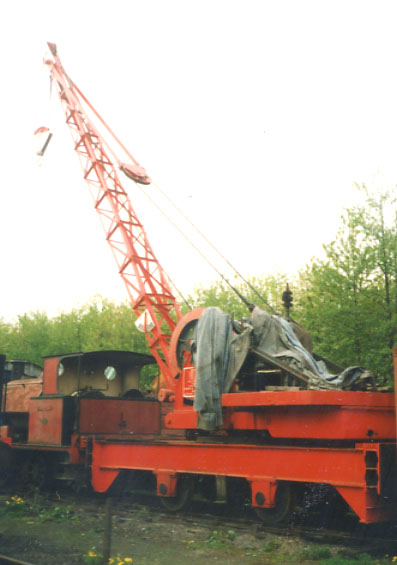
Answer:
[37,504,77,522]
[299,545,332,560]
[0,492,78,524]
[0,495,29,516]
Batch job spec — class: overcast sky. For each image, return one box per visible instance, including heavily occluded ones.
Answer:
[1,1,397,320]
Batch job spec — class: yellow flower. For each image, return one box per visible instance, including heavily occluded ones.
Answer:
[88,551,97,557]
[124,559,132,563]
[5,501,10,505]
[392,557,397,563]
[108,559,115,564]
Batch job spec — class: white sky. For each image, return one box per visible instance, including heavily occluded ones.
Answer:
[1,0,397,320]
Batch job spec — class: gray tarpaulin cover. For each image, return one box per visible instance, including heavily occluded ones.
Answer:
[192,306,370,430]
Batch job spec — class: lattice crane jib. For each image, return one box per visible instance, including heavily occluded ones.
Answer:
[44,43,182,388]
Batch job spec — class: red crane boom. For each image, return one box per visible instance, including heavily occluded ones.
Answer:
[44,43,182,389]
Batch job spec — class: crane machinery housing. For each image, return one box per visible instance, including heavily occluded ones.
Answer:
[1,43,397,525]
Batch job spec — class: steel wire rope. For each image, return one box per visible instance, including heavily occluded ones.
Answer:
[58,69,273,314]
[150,180,277,314]
[48,66,190,312]
[131,181,260,312]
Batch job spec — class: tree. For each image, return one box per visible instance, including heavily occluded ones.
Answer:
[6,311,52,366]
[352,185,397,350]
[0,318,12,357]
[188,273,289,319]
[2,184,395,388]
[296,185,397,384]
[0,296,150,367]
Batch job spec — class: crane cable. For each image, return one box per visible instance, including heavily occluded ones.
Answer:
[132,179,275,314]
[46,68,190,311]
[48,65,275,314]
[66,77,276,313]
[152,180,277,315]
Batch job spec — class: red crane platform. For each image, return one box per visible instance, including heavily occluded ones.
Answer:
[165,389,396,441]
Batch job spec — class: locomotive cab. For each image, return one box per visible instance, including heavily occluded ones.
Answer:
[41,350,154,398]
[2,350,160,447]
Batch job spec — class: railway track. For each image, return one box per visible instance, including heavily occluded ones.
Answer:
[0,555,33,565]
[65,487,397,553]
[114,492,397,556]
[2,485,397,563]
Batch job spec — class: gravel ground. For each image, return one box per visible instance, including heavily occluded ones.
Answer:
[0,489,395,564]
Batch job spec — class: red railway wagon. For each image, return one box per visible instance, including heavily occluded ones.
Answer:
[89,345,397,524]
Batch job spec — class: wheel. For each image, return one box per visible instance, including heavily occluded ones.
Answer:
[20,453,53,491]
[160,478,194,512]
[169,308,204,378]
[254,482,296,525]
[0,444,15,488]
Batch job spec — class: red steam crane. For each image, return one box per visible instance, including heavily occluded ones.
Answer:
[44,43,182,389]
[34,43,397,526]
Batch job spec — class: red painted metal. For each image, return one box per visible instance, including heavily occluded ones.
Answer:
[28,397,64,444]
[4,378,42,412]
[0,431,12,447]
[79,399,160,435]
[155,472,178,497]
[168,308,204,379]
[227,405,395,440]
[222,389,395,408]
[223,390,396,440]
[250,479,278,508]
[45,43,182,390]
[42,357,60,395]
[91,438,396,523]
[164,389,396,440]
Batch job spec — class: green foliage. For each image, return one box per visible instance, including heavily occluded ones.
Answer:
[205,529,236,548]
[1,183,396,388]
[188,273,289,319]
[296,185,397,384]
[0,295,153,363]
[320,553,387,565]
[83,551,133,565]
[0,295,154,389]
[188,186,397,387]
[262,540,280,552]
[0,495,28,516]
[38,504,77,522]
[83,549,103,565]
[243,539,281,558]
[6,311,52,366]
[0,318,12,354]
[299,545,332,560]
